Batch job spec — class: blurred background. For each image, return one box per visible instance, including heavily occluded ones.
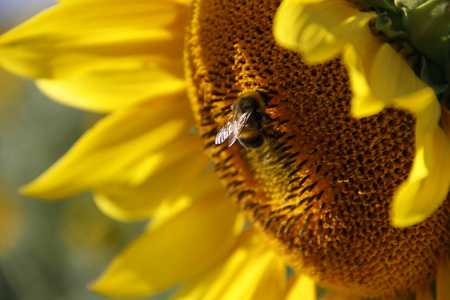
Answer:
[0,1,160,299]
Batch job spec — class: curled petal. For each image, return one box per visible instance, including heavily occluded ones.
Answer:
[274,0,375,64]
[392,126,450,227]
[274,0,450,226]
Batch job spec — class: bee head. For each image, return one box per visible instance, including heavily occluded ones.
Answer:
[238,96,259,110]
[235,91,268,112]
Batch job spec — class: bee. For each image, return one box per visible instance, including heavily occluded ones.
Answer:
[215,91,268,149]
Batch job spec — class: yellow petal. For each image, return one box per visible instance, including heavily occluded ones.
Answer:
[0,0,188,112]
[391,89,449,227]
[175,231,286,300]
[348,40,449,226]
[286,274,316,300]
[343,31,389,118]
[344,29,436,118]
[34,61,186,113]
[437,255,450,300]
[20,93,193,199]
[274,0,375,64]
[90,190,238,298]
[93,154,213,223]
[392,126,450,227]
[368,45,431,103]
[346,36,449,227]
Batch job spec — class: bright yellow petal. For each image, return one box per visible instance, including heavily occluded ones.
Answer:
[90,190,238,298]
[34,61,186,113]
[274,0,375,64]
[342,31,389,118]
[346,34,449,227]
[275,0,428,118]
[437,255,450,300]
[20,93,192,199]
[391,87,450,226]
[343,28,436,118]
[93,153,213,222]
[175,231,286,300]
[286,274,316,300]
[347,38,450,226]
[0,0,188,112]
[392,125,450,226]
[368,45,431,102]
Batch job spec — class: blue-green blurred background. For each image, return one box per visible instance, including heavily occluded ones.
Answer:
[0,1,164,299]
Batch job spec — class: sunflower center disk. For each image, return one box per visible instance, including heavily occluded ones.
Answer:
[185,0,450,298]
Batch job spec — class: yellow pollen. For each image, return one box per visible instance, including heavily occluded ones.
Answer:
[185,0,450,298]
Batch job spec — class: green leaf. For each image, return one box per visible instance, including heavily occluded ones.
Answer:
[374,10,409,39]
[401,0,449,65]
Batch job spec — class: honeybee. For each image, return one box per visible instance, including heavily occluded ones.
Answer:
[215,91,268,149]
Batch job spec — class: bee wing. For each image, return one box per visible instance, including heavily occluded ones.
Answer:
[215,108,254,147]
[234,109,253,136]
[215,119,234,145]
[228,109,254,147]
[228,131,239,147]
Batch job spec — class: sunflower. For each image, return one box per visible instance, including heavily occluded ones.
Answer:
[0,0,449,299]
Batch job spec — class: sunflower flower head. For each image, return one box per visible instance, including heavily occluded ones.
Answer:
[187,0,450,298]
[0,0,449,299]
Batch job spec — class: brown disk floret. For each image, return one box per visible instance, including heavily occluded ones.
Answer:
[185,0,450,298]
